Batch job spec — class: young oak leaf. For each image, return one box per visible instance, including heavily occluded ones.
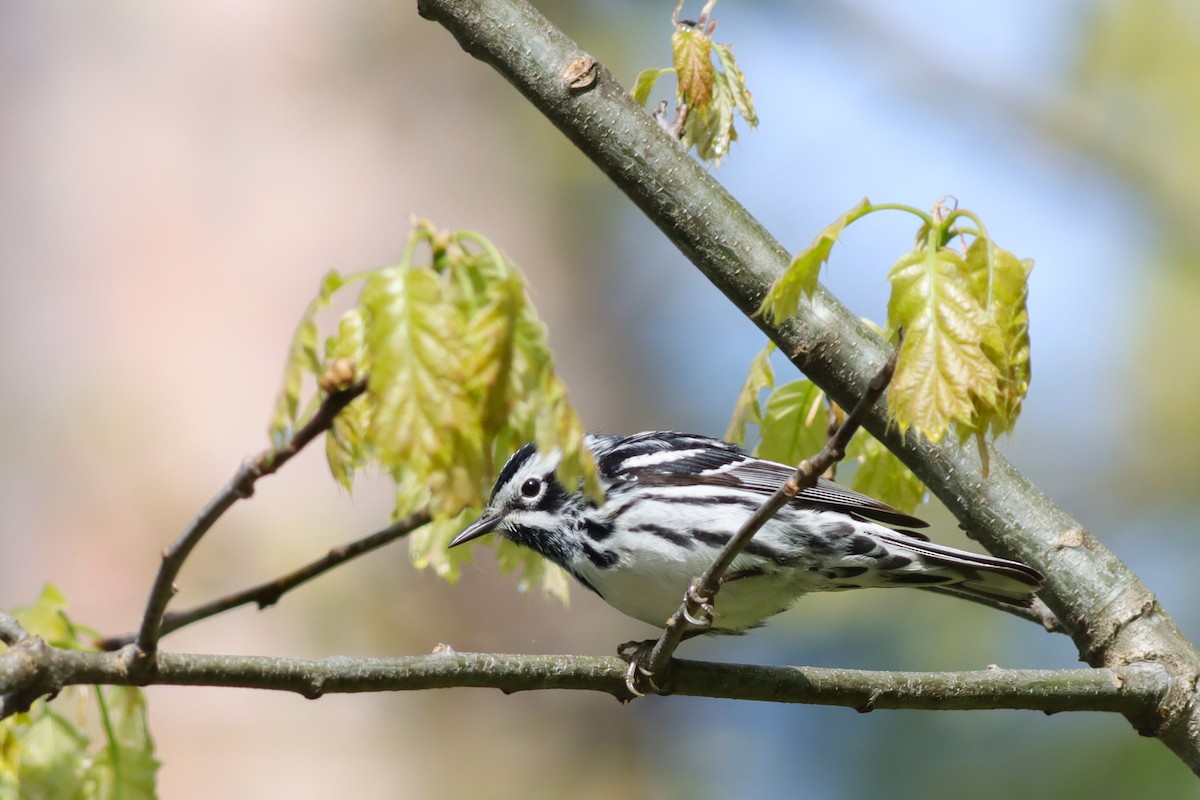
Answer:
[725,341,775,445]
[845,431,926,515]
[268,316,321,448]
[361,265,477,516]
[267,270,350,447]
[270,222,600,603]
[760,198,873,323]
[495,537,572,603]
[886,245,1000,443]
[672,26,714,110]
[714,41,757,127]
[4,588,160,799]
[754,380,827,467]
[962,237,1033,435]
[631,67,674,107]
[463,271,523,450]
[536,370,603,504]
[409,511,474,581]
[324,307,371,490]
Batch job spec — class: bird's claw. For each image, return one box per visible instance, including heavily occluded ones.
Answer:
[624,659,669,697]
[616,639,669,698]
[683,584,715,628]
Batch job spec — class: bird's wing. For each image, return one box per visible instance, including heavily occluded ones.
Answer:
[596,431,929,532]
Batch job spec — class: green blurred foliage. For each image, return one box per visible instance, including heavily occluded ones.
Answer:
[726,343,926,516]
[0,586,159,799]
[1070,1,1200,501]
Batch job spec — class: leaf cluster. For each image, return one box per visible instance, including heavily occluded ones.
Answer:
[269,219,598,599]
[631,0,758,166]
[725,343,926,515]
[0,586,159,799]
[759,200,1033,471]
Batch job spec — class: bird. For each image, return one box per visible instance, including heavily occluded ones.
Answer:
[450,431,1043,634]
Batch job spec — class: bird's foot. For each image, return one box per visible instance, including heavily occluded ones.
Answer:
[683,582,715,628]
[616,639,670,698]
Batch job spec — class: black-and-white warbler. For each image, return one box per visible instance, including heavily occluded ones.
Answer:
[450,431,1043,633]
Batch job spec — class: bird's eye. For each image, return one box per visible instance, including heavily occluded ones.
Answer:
[520,477,542,499]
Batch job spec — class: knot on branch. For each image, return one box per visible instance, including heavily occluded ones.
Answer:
[0,636,56,719]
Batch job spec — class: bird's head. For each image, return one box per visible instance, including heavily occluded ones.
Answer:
[449,441,570,550]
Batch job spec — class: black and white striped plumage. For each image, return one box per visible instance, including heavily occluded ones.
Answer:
[450,431,1043,633]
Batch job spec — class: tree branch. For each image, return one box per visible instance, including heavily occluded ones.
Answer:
[634,345,898,689]
[0,638,1165,719]
[418,0,1200,770]
[99,510,430,652]
[0,613,28,647]
[132,377,368,664]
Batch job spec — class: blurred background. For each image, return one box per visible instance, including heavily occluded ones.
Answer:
[2,0,1199,796]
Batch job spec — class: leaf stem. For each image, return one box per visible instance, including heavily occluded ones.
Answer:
[865,202,933,224]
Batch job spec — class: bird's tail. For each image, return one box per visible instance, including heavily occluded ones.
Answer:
[876,531,1043,607]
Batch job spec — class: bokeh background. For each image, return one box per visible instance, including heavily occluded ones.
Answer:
[3,0,1200,797]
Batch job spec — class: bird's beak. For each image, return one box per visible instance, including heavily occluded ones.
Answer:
[449,514,502,548]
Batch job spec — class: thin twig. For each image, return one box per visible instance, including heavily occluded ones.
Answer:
[634,345,901,690]
[99,510,430,651]
[131,377,368,665]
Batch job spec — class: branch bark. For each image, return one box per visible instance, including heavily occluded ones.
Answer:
[416,0,1200,771]
[0,636,1164,717]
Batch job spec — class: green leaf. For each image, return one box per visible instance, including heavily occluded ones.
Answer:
[270,222,601,603]
[886,243,999,443]
[362,265,478,516]
[725,341,775,444]
[11,584,77,649]
[631,67,674,107]
[495,539,572,603]
[463,272,523,450]
[90,686,159,800]
[2,589,159,799]
[324,308,371,490]
[713,42,757,127]
[846,431,926,515]
[268,316,320,448]
[318,268,346,302]
[680,67,741,165]
[759,198,872,322]
[7,704,91,799]
[672,27,714,110]
[962,237,1033,436]
[754,380,827,466]
[409,512,474,582]
[536,371,603,504]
